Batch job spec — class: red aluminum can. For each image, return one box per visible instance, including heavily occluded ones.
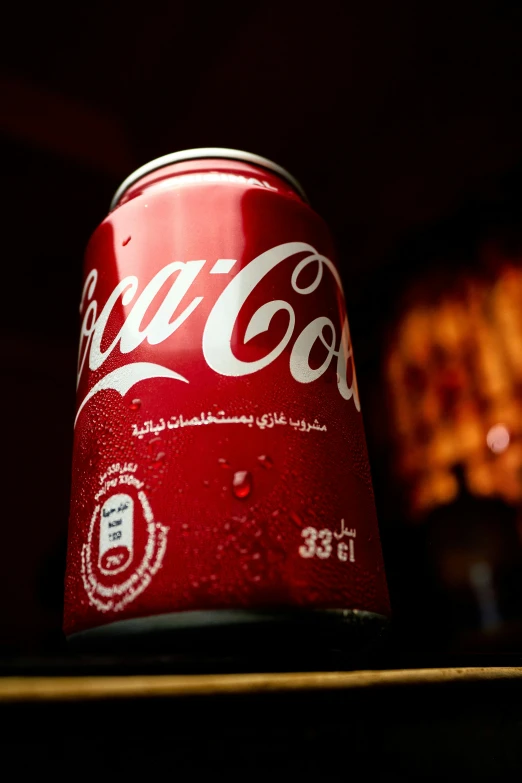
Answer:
[64,148,390,656]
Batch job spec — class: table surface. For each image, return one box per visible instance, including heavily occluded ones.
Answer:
[2,666,522,778]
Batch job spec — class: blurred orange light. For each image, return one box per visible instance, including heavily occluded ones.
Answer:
[486,423,510,454]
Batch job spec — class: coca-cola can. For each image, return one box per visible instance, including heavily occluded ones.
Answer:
[65,148,390,657]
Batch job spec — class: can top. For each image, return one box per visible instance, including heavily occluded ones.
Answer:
[110,148,308,211]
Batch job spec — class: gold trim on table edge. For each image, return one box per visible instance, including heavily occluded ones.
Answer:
[0,667,521,702]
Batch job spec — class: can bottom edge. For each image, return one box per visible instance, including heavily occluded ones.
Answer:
[67,608,390,661]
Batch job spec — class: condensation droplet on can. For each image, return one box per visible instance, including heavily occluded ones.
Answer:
[218,457,230,469]
[122,236,132,246]
[257,454,273,469]
[148,437,163,453]
[151,453,166,469]
[232,470,252,499]
[129,398,141,411]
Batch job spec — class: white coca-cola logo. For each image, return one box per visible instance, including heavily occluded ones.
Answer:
[75,242,360,426]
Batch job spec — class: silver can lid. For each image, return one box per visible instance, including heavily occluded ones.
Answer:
[110,147,308,210]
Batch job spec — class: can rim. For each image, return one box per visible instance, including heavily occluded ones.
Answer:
[110,147,308,210]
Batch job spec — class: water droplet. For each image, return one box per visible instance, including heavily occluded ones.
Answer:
[203,479,210,488]
[122,236,132,246]
[271,509,280,518]
[147,437,166,468]
[129,398,141,411]
[218,457,230,469]
[148,437,163,453]
[257,454,273,469]
[232,470,252,499]
[290,511,303,527]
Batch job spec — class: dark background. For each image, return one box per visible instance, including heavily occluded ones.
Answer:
[2,0,522,656]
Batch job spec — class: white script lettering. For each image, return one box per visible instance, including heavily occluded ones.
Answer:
[75,242,360,426]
